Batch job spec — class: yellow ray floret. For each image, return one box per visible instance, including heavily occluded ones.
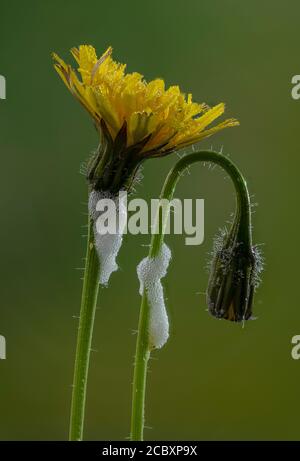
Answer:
[52,45,238,154]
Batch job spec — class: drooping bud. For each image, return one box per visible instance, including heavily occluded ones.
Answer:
[207,227,263,323]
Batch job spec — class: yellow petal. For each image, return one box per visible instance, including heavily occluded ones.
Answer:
[52,45,239,151]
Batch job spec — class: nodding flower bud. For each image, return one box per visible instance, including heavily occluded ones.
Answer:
[207,226,263,323]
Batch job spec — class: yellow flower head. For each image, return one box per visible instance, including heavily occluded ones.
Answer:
[52,45,239,191]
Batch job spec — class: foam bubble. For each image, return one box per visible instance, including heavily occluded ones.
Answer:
[137,244,172,349]
[88,190,127,285]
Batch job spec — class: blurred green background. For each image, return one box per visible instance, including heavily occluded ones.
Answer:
[0,0,298,440]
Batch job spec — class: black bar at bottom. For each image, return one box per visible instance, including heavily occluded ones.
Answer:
[0,441,297,458]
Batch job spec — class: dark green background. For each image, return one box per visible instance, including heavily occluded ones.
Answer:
[0,0,298,440]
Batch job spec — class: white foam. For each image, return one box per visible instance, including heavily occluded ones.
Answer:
[137,244,172,349]
[88,190,127,285]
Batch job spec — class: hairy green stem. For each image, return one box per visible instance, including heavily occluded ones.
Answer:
[130,293,151,441]
[130,150,251,441]
[69,217,100,441]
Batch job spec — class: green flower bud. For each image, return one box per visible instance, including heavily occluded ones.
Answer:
[207,228,263,322]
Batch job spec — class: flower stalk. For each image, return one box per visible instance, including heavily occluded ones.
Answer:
[69,216,100,441]
[130,150,258,441]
